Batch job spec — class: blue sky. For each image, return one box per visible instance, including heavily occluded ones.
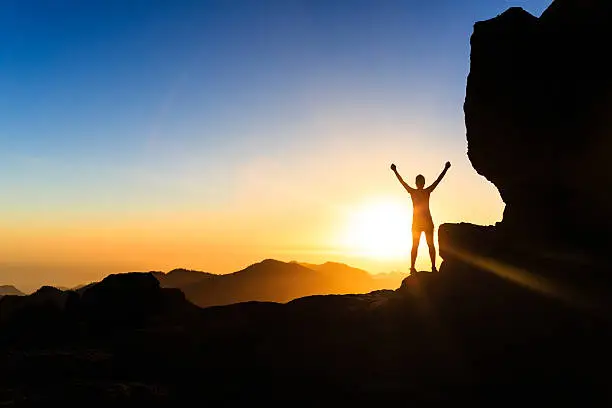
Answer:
[1,0,551,210]
[0,0,553,288]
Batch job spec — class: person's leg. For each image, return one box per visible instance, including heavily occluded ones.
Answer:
[425,229,437,272]
[411,230,421,273]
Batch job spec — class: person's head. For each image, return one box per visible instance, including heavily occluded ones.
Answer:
[415,174,425,189]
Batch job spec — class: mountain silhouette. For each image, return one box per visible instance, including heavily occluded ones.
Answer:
[76,272,200,331]
[0,285,23,297]
[0,273,198,344]
[152,268,215,288]
[0,286,69,322]
[154,259,404,308]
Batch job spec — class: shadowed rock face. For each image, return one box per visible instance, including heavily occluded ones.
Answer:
[464,0,612,255]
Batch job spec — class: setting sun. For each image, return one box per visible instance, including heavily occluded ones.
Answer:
[341,198,413,260]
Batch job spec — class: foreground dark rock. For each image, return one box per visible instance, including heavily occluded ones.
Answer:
[1,268,612,405]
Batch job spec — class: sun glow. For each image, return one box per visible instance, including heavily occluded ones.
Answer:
[340,198,413,260]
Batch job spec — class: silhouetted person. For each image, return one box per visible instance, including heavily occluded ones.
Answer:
[391,161,451,274]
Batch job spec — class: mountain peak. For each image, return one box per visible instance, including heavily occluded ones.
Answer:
[500,7,534,18]
[244,259,289,270]
[33,286,64,296]
[259,258,284,265]
[166,268,213,277]
[322,261,348,267]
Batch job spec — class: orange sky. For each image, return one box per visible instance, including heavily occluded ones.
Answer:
[1,128,504,292]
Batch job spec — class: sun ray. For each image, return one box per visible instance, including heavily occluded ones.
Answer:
[445,247,600,312]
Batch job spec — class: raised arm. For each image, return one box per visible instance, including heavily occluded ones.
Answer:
[426,161,451,192]
[390,163,415,193]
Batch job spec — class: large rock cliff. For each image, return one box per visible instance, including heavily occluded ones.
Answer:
[462,0,612,256]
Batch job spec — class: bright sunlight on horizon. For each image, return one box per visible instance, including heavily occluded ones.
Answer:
[0,0,554,292]
[340,198,413,260]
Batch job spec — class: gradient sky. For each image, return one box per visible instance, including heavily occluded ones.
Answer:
[1,0,553,291]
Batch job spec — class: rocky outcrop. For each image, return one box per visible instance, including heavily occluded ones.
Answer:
[463,0,612,257]
[0,286,73,323]
[77,272,198,329]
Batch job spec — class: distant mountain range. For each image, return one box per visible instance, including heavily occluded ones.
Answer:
[0,260,406,308]
[0,285,24,297]
[152,259,407,308]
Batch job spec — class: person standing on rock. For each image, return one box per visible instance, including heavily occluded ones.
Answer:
[391,161,451,274]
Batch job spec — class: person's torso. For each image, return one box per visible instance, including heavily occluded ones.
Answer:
[410,189,432,220]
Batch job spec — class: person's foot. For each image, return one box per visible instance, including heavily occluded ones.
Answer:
[410,267,417,275]
[431,266,438,273]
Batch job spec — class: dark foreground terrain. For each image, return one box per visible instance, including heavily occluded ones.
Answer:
[1,260,612,406]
